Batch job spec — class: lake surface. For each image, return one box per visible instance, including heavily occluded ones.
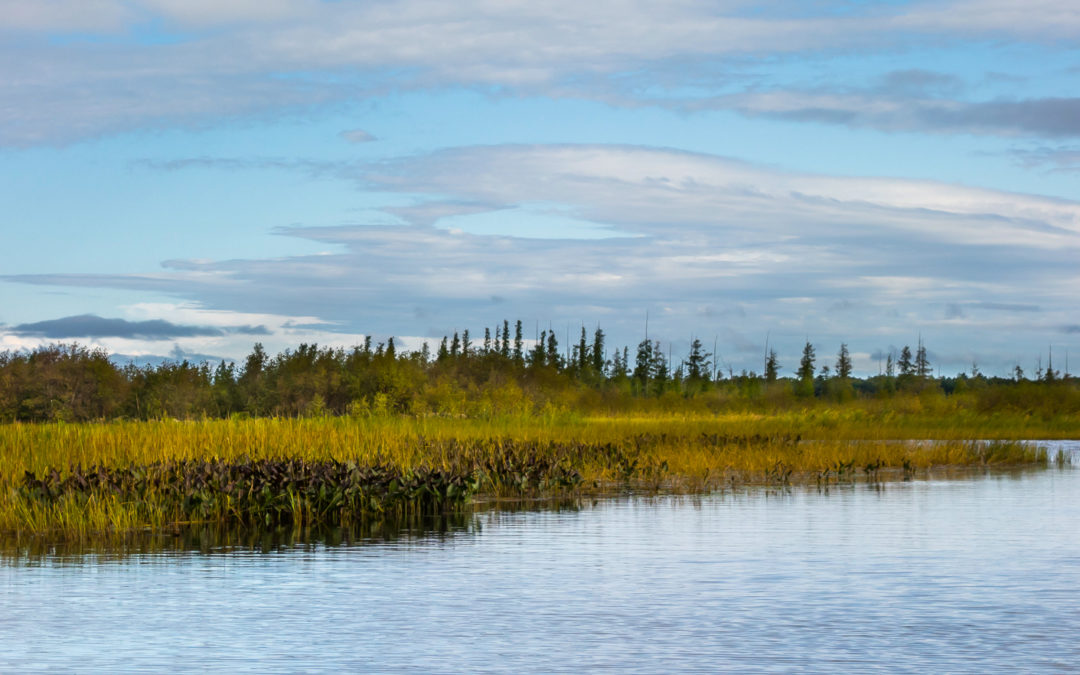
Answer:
[3,441,1079,673]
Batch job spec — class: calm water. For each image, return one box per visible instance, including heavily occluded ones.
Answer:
[3,442,1079,673]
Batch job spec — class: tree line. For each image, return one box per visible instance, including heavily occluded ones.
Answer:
[0,319,1075,422]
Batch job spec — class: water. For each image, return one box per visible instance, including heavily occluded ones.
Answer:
[3,442,1079,673]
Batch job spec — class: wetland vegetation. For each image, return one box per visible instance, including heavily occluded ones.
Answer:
[1,324,1076,539]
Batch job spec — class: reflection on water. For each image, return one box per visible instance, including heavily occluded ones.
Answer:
[1,441,1079,673]
[0,499,589,565]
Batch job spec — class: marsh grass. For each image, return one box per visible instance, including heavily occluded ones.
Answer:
[0,411,1060,538]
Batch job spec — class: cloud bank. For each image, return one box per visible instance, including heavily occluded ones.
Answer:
[8,314,268,340]
[3,0,1080,145]
[6,143,1079,372]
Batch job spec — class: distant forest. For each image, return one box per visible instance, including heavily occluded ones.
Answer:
[1,319,1077,422]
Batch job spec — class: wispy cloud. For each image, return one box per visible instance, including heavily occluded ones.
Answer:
[1009,146,1080,172]
[685,90,1080,138]
[340,129,376,144]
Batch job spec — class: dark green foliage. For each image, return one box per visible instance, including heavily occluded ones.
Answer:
[591,327,606,375]
[764,348,779,384]
[546,330,560,367]
[684,338,711,386]
[513,320,524,363]
[796,341,816,397]
[915,339,930,378]
[899,346,914,376]
[836,343,852,380]
[2,324,1078,422]
[22,459,477,524]
[797,341,815,381]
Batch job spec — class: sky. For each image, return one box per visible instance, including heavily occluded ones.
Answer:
[1,0,1079,377]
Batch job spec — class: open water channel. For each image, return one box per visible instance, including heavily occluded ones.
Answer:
[3,441,1079,673]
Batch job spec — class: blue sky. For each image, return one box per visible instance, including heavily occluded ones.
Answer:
[2,0,1079,376]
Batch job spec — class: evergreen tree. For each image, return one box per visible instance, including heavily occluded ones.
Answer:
[513,320,524,363]
[765,348,780,383]
[633,339,654,389]
[796,341,816,381]
[885,352,895,377]
[577,326,588,372]
[385,337,396,359]
[546,331,559,368]
[529,330,547,368]
[898,346,914,375]
[591,326,606,374]
[450,332,460,358]
[1045,348,1058,382]
[483,327,491,354]
[836,343,852,380]
[462,329,471,356]
[437,337,449,362]
[501,320,511,359]
[915,339,930,378]
[685,338,711,384]
[652,344,669,395]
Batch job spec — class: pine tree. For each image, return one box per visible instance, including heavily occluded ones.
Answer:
[915,339,930,378]
[591,326,606,374]
[529,330,547,368]
[546,331,559,368]
[685,338,711,383]
[437,337,449,362]
[577,326,588,372]
[513,320,524,363]
[633,339,653,389]
[501,320,511,359]
[483,327,492,354]
[836,343,852,380]
[765,348,779,383]
[653,343,669,396]
[450,332,460,358]
[898,346,914,375]
[386,337,396,359]
[796,341,816,381]
[462,329,471,356]
[1045,347,1058,382]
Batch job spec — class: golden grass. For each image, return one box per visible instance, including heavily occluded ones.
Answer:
[1,407,1070,539]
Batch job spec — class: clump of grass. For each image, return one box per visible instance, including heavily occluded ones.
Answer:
[21,460,480,528]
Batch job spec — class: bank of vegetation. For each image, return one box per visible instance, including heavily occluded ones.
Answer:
[1,321,1077,423]
[0,415,1057,539]
[0,322,1075,539]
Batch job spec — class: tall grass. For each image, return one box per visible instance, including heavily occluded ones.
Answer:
[0,409,1063,538]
